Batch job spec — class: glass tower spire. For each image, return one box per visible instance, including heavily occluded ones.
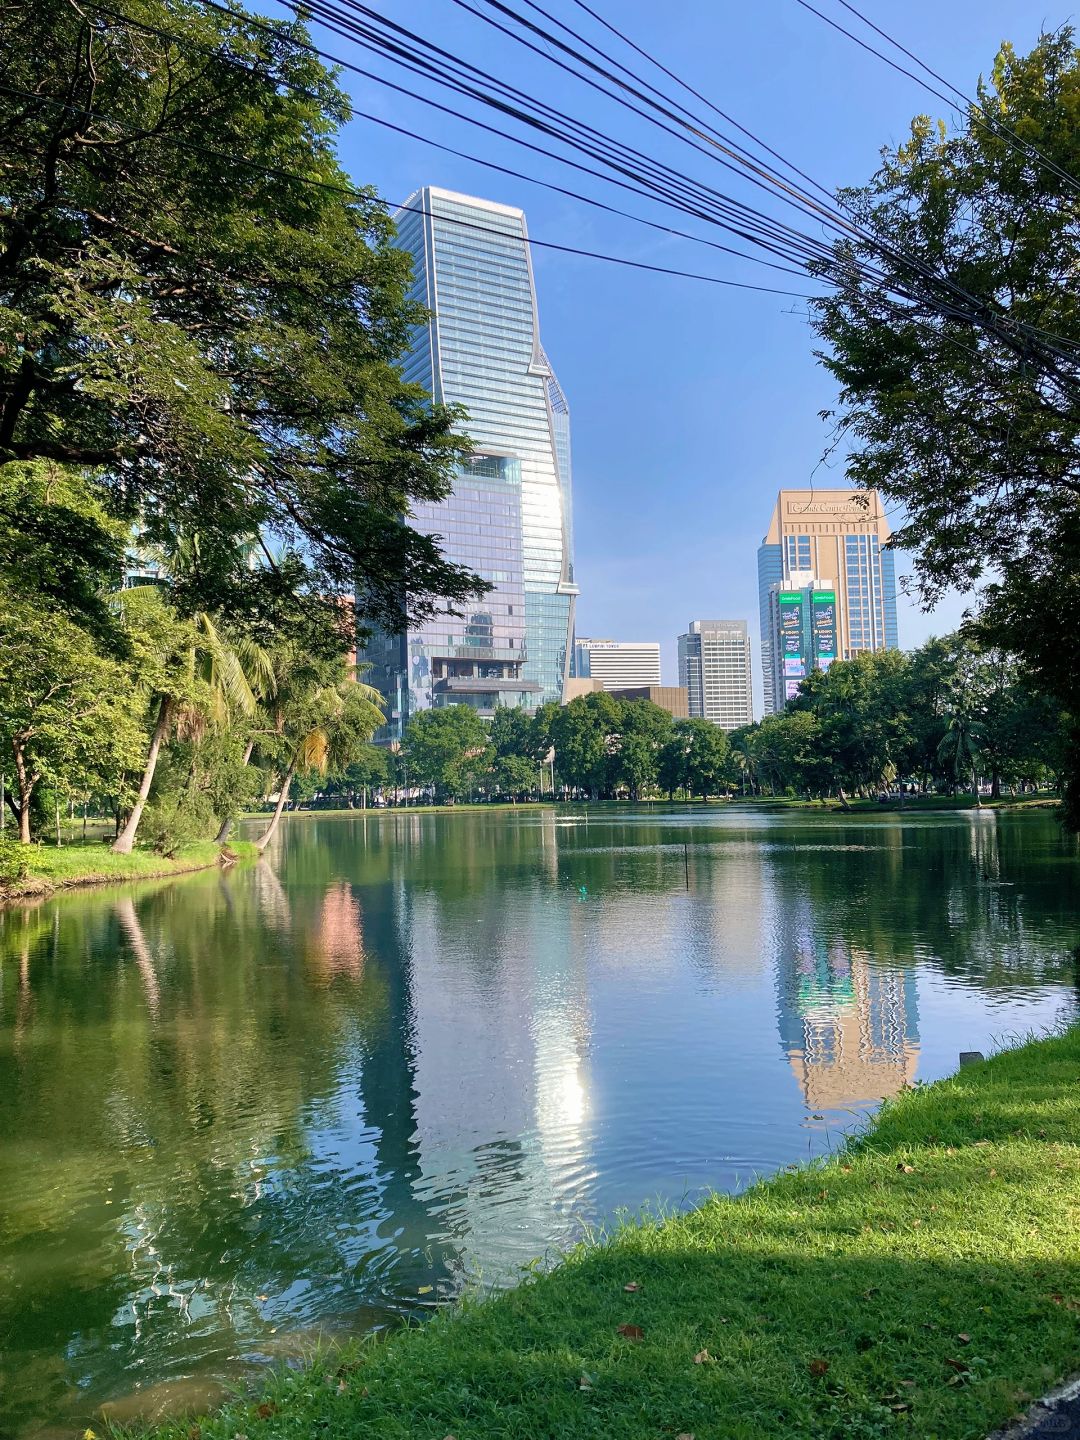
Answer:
[366,187,578,736]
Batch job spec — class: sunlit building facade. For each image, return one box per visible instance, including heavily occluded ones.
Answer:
[677,620,754,729]
[757,489,898,714]
[365,187,577,736]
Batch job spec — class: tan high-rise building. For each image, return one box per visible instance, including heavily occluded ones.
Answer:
[757,489,898,714]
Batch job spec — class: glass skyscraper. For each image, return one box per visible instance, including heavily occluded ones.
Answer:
[757,489,898,715]
[365,187,578,737]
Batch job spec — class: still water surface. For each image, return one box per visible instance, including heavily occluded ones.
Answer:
[1,807,1078,1436]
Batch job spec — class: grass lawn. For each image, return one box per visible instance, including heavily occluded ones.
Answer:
[135,1028,1080,1440]
[1,839,259,898]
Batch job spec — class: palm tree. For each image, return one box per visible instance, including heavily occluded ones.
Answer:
[937,704,985,804]
[112,593,273,853]
[253,663,384,852]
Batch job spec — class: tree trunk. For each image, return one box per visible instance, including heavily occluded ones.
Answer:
[836,786,852,811]
[112,695,171,855]
[991,771,1001,800]
[12,740,36,844]
[254,752,298,852]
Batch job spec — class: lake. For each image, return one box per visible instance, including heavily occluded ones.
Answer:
[1,806,1077,1437]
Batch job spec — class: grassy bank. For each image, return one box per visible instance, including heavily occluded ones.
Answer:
[0,839,259,900]
[136,1028,1080,1440]
[239,801,553,821]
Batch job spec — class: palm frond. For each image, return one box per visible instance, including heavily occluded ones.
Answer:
[298,727,330,774]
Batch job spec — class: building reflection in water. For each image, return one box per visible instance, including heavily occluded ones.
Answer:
[776,921,920,1111]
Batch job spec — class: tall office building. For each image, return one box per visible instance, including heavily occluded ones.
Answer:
[573,638,661,690]
[757,489,898,714]
[677,621,754,729]
[364,187,578,737]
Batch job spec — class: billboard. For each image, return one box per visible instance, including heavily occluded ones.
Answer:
[777,590,807,699]
[812,589,837,670]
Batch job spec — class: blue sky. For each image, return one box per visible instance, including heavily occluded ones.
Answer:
[274,0,1056,692]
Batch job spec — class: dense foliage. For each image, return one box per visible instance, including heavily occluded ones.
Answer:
[812,30,1080,821]
[0,0,486,640]
[343,635,1066,809]
[0,0,492,850]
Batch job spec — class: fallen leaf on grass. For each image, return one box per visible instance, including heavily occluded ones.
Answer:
[617,1324,644,1342]
[675,1433,695,1439]
[578,1375,593,1391]
[623,1282,640,1292]
[957,1333,971,1345]
[808,1359,830,1377]
[693,1349,712,1364]
[255,1404,277,1419]
[188,1429,201,1440]
[890,1402,912,1413]
[862,1286,880,1300]
[897,1163,916,1173]
[944,1357,970,1373]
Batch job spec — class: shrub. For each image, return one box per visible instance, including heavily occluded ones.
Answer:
[0,836,29,886]
[140,795,217,856]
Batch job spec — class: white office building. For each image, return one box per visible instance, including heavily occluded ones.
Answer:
[677,620,754,729]
[573,638,662,691]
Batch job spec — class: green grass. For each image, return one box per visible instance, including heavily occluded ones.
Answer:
[133,1028,1080,1440]
[1,839,259,898]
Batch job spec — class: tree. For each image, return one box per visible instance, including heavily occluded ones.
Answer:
[683,719,732,800]
[1,0,487,643]
[795,651,912,798]
[547,693,623,798]
[400,705,492,803]
[0,462,128,645]
[493,753,539,801]
[609,700,671,800]
[322,746,390,808]
[754,711,828,798]
[254,665,385,849]
[811,30,1080,820]
[937,706,985,802]
[0,585,141,840]
[111,592,267,853]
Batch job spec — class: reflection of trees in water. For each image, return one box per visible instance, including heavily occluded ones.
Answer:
[776,816,1080,992]
[0,865,462,1436]
[768,814,1080,1110]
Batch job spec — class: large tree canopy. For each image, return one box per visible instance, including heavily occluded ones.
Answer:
[0,0,485,636]
[811,30,1080,816]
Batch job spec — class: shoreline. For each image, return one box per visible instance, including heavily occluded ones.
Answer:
[132,1026,1080,1440]
[0,840,259,903]
[240,794,1060,821]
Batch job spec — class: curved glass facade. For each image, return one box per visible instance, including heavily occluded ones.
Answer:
[367,188,577,735]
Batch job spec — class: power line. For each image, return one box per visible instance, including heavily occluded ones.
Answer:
[392,0,1079,363]
[794,0,1080,195]
[0,76,819,295]
[83,0,812,280]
